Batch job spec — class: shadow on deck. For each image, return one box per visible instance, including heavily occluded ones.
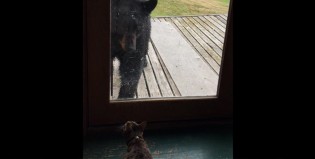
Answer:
[111,14,228,99]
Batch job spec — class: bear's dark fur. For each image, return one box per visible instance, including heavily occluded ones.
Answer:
[111,0,158,98]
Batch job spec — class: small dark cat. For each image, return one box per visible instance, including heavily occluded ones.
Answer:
[121,121,152,159]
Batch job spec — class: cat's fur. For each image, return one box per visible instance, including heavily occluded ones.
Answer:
[111,0,158,98]
[121,121,152,159]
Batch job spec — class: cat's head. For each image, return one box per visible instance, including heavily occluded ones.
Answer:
[121,121,147,141]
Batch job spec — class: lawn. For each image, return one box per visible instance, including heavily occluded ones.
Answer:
[151,0,230,17]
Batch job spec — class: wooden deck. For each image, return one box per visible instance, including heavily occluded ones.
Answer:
[111,14,227,99]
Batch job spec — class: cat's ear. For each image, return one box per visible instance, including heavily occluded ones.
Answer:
[139,121,147,130]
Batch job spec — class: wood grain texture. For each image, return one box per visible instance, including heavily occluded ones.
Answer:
[150,21,218,96]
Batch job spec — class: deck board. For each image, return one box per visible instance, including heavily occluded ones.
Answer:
[150,20,218,96]
[143,55,162,98]
[137,71,149,98]
[211,16,226,27]
[209,16,226,28]
[204,16,226,33]
[159,18,166,22]
[147,42,174,97]
[189,17,224,47]
[171,18,220,74]
[185,17,223,52]
[215,15,227,24]
[192,17,225,43]
[221,14,228,20]
[111,15,227,100]
[198,16,225,38]
[150,35,182,97]
[179,17,222,62]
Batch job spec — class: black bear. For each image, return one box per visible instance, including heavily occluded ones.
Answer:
[111,0,158,98]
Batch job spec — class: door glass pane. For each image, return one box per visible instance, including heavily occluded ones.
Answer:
[110,0,230,100]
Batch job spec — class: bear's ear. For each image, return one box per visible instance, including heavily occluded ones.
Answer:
[138,0,158,14]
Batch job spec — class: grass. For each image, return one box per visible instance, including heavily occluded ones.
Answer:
[151,0,230,17]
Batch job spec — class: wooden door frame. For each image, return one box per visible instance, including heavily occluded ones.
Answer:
[83,0,233,133]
